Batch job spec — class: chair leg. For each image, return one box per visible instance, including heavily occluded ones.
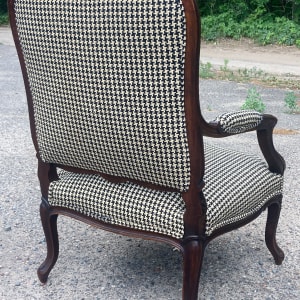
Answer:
[37,199,59,283]
[265,201,284,265]
[182,240,204,300]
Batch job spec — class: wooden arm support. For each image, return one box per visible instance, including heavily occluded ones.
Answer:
[256,114,285,175]
[37,155,58,199]
[200,113,285,175]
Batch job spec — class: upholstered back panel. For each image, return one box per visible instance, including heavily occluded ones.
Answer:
[14,0,191,191]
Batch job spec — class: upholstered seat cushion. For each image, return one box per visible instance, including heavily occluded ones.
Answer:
[48,171,186,239]
[48,142,283,238]
[203,143,283,235]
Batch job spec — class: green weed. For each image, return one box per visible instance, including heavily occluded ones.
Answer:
[284,91,300,113]
[200,61,214,79]
[200,59,300,90]
[241,87,266,113]
[220,59,230,72]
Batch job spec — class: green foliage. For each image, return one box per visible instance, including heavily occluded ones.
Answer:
[284,91,300,112]
[219,59,235,80]
[220,59,230,72]
[0,13,8,25]
[201,13,242,41]
[238,67,266,79]
[242,16,300,45]
[198,0,300,22]
[199,61,214,78]
[199,0,300,46]
[241,87,266,112]
[199,59,299,90]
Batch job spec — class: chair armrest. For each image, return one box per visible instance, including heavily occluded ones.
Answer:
[201,111,285,175]
[211,110,263,134]
[256,114,285,175]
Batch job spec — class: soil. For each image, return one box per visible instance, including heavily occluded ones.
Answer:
[201,38,300,76]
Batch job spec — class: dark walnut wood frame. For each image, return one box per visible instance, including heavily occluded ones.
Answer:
[9,0,285,299]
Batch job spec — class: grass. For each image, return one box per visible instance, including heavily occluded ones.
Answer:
[200,59,300,90]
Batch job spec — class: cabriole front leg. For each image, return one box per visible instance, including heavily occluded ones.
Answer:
[265,199,284,265]
[37,198,59,283]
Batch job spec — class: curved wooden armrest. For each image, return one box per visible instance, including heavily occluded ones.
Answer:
[200,112,285,175]
[256,114,285,175]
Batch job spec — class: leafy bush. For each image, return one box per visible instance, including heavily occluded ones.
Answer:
[199,0,300,47]
[198,0,300,23]
[284,91,300,113]
[201,13,242,41]
[242,16,300,45]
[241,87,266,113]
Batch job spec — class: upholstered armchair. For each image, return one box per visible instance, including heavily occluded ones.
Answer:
[9,0,285,299]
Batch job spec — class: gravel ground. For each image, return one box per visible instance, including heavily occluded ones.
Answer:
[0,28,299,299]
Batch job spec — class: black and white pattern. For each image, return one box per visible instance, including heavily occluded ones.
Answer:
[14,0,283,238]
[49,170,186,239]
[48,142,283,238]
[203,142,283,235]
[14,0,190,191]
[215,110,263,134]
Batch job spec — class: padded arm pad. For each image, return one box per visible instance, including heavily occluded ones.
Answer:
[214,110,263,134]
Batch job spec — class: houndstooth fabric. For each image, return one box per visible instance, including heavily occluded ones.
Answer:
[14,0,190,191]
[48,142,283,238]
[203,142,283,235]
[214,110,263,134]
[49,170,186,239]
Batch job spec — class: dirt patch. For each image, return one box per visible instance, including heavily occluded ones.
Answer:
[273,128,299,135]
[201,38,300,79]
[202,38,300,56]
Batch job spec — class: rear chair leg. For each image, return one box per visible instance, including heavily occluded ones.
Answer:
[37,198,59,283]
[182,240,204,300]
[265,200,284,265]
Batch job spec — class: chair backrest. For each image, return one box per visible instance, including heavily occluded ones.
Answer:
[10,0,202,192]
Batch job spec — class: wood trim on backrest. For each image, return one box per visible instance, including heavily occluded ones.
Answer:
[182,0,204,181]
[181,0,206,237]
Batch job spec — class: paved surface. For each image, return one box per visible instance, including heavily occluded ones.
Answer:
[0,26,299,299]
